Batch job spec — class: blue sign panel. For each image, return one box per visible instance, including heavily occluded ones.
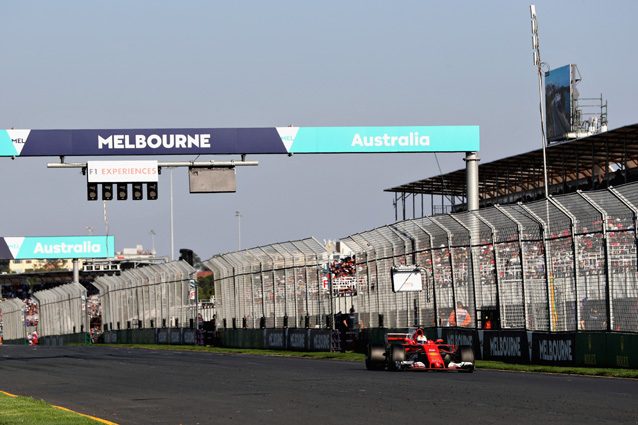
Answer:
[0,236,115,259]
[0,126,479,157]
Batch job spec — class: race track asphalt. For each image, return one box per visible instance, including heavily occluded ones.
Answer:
[0,345,637,425]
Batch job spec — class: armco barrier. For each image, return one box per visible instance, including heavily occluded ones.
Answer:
[482,330,529,363]
[531,332,576,366]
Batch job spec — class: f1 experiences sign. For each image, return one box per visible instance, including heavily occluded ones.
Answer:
[0,126,479,157]
[87,160,159,183]
[0,236,115,259]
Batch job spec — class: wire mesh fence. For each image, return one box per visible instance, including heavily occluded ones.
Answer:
[210,184,638,333]
[2,184,638,339]
[93,261,196,332]
[32,282,87,337]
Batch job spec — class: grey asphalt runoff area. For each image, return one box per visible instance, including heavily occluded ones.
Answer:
[0,345,637,425]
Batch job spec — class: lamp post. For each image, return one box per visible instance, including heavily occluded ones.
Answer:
[235,211,242,250]
[170,168,175,260]
[150,229,156,255]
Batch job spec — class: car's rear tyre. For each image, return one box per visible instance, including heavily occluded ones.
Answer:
[387,345,405,371]
[365,344,386,370]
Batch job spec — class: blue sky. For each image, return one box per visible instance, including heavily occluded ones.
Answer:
[1,1,637,260]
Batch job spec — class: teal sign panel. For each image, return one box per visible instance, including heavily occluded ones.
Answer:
[1,236,115,259]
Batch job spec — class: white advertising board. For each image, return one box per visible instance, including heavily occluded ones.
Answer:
[391,266,423,292]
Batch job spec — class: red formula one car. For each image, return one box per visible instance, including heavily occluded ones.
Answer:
[365,328,474,372]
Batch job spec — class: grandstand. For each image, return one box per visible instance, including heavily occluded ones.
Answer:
[385,123,638,218]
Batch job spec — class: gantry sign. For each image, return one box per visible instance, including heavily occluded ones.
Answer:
[0,126,479,156]
[1,126,480,200]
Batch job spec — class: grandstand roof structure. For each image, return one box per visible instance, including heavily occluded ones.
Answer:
[385,123,638,210]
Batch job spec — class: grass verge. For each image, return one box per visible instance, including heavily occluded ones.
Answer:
[475,360,638,379]
[0,392,111,425]
[93,343,638,378]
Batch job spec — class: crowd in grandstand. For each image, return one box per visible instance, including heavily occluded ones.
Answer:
[329,256,355,278]
[23,298,39,327]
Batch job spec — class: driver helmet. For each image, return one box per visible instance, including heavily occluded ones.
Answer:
[416,335,427,344]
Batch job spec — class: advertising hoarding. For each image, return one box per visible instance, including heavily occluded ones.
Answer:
[545,65,572,142]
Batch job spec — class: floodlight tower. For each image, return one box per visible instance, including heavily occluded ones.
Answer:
[530,4,550,198]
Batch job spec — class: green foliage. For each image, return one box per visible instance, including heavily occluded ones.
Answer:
[197,274,214,301]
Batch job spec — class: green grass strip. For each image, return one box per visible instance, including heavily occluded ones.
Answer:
[93,343,638,378]
[0,393,108,425]
[475,360,638,379]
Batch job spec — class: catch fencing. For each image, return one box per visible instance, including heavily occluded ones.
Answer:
[203,238,331,329]
[32,282,87,336]
[210,183,638,333]
[93,261,197,331]
[0,298,31,341]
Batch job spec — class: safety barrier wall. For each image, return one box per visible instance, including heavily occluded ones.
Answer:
[210,183,638,336]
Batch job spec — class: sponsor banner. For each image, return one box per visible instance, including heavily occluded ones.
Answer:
[308,329,333,352]
[157,329,168,344]
[287,329,309,351]
[532,332,575,365]
[441,328,481,359]
[264,329,286,349]
[482,330,529,363]
[605,333,638,369]
[183,329,196,345]
[169,329,181,344]
[575,332,606,367]
[87,160,158,183]
[0,126,479,157]
[1,236,115,259]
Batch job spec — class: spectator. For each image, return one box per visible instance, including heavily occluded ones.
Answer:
[448,301,472,327]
